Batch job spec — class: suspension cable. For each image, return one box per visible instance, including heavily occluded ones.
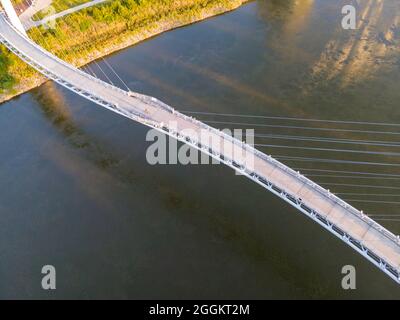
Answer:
[293,168,400,178]
[26,0,120,86]
[319,183,400,190]
[344,199,400,204]
[101,57,131,91]
[255,143,400,157]
[367,218,400,222]
[305,174,400,180]
[367,214,400,217]
[274,155,400,167]
[182,110,400,127]
[205,120,400,136]
[89,17,130,89]
[24,0,54,53]
[52,21,100,79]
[92,59,115,85]
[253,133,400,147]
[335,193,399,196]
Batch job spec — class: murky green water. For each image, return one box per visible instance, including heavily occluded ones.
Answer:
[1,0,400,298]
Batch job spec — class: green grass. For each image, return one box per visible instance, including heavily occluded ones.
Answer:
[0,43,38,94]
[1,0,245,95]
[33,0,96,21]
[0,46,16,92]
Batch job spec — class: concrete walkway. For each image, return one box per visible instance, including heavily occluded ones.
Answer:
[19,0,52,27]
[1,13,400,285]
[22,0,107,29]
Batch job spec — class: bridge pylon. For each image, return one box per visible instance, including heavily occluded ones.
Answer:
[1,0,27,36]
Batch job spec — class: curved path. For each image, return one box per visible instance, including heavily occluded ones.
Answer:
[1,13,400,284]
[19,0,53,28]
[23,0,107,29]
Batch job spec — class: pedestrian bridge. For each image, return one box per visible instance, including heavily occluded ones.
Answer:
[1,12,400,284]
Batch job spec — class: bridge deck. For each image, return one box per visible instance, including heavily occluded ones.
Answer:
[1,13,400,283]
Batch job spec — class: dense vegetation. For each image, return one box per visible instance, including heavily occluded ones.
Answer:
[0,46,16,92]
[0,0,245,96]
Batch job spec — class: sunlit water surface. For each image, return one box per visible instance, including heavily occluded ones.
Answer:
[1,0,400,298]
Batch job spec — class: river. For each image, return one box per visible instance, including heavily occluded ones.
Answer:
[1,0,400,298]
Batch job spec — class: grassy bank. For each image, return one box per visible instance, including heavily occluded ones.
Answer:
[33,0,94,20]
[0,0,247,103]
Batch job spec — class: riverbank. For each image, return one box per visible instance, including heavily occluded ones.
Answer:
[0,0,248,103]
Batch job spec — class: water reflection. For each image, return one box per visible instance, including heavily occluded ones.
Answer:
[30,82,122,169]
[308,0,400,89]
[1,0,400,298]
[258,0,315,62]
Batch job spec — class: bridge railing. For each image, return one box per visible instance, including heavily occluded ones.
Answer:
[145,112,400,279]
[0,15,160,128]
[2,11,399,258]
[2,12,400,280]
[0,14,132,96]
[135,94,400,246]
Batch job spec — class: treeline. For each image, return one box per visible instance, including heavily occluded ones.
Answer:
[1,0,244,94]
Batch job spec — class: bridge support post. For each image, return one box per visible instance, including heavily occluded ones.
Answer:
[1,0,27,36]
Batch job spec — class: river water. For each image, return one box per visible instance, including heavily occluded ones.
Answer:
[1,0,400,298]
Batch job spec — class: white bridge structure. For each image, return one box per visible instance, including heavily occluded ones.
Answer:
[1,5,400,285]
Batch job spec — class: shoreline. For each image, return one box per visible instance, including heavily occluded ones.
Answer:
[0,0,249,104]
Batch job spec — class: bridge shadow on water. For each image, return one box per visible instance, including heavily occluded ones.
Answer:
[25,81,353,299]
[2,0,400,298]
[21,77,400,298]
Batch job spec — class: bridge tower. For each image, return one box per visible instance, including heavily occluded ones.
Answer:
[0,0,27,36]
